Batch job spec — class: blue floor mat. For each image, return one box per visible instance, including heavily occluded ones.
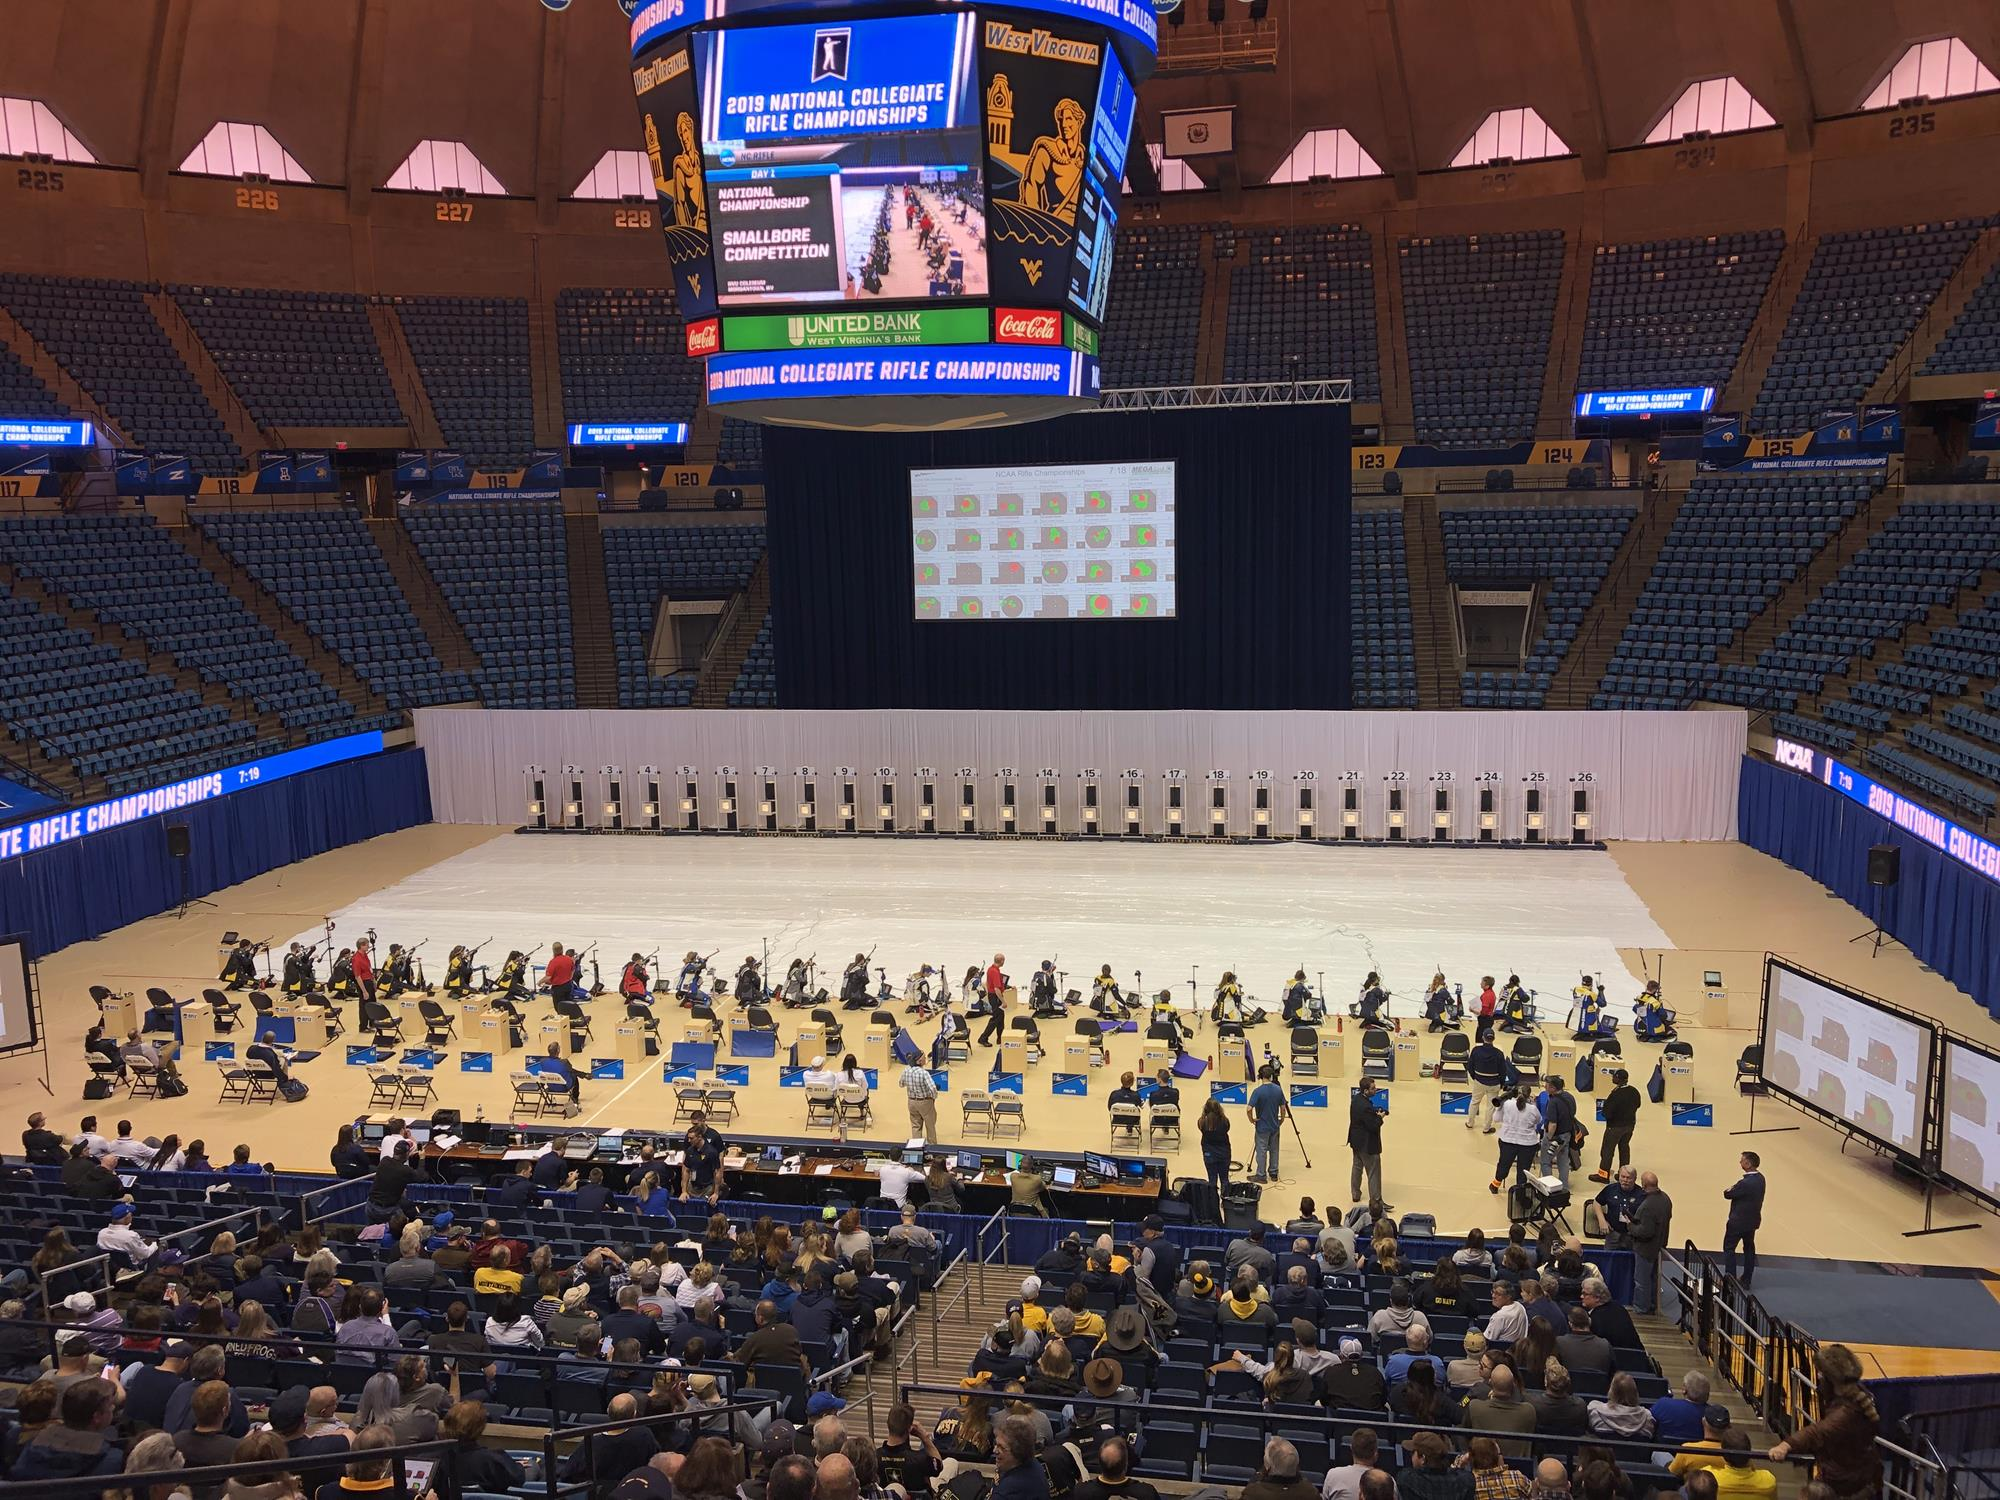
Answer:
[1729,1261,2000,1350]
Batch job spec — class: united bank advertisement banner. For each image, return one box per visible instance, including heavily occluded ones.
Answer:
[723,306,988,350]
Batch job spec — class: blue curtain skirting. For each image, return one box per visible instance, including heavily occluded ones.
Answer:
[1737,756,2000,1020]
[0,747,432,960]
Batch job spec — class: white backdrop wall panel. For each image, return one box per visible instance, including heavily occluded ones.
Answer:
[414,709,1747,842]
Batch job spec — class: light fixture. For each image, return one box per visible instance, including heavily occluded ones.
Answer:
[1254,808,1269,825]
[642,802,658,818]
[1387,811,1405,828]
[920,804,934,819]
[1573,812,1592,830]
[1480,812,1497,829]
[720,797,735,814]
[878,803,893,819]
[797,803,813,818]
[679,796,695,812]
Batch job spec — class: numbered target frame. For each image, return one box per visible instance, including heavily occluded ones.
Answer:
[1076,767,1105,835]
[523,764,550,831]
[595,764,626,832]
[750,766,780,834]
[1291,771,1321,841]
[787,767,822,834]
[1335,771,1363,841]
[1034,766,1062,836]
[1427,771,1456,843]
[1382,770,1411,842]
[1160,768,1190,837]
[955,766,979,834]
[995,767,1021,835]
[1568,771,1598,845]
[1118,767,1145,837]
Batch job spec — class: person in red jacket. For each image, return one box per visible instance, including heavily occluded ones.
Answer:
[1476,975,1498,1042]
[351,938,376,1004]
[545,943,578,1004]
[978,953,1008,1046]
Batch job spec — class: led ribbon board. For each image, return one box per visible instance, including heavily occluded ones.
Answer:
[1574,388,1717,418]
[1772,737,2000,883]
[0,730,387,862]
[0,418,95,447]
[566,422,693,445]
[704,344,1098,403]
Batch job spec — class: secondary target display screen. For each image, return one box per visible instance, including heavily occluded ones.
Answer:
[1763,959,1933,1157]
[1942,1039,2000,1206]
[910,460,1176,619]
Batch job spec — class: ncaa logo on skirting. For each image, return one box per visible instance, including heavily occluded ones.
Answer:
[541,0,574,11]
[812,28,851,82]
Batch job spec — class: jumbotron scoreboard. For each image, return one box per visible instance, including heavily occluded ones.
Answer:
[616,0,1156,428]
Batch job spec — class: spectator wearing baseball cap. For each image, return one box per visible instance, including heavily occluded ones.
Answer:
[1669,1407,1738,1476]
[96,1204,158,1270]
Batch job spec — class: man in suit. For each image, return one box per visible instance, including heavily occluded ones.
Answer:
[1721,1151,1766,1286]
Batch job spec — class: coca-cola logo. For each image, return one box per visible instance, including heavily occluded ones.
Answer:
[684,318,720,357]
[995,309,1060,344]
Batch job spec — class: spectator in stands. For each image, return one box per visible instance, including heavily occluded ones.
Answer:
[12,1377,123,1480]
[734,1297,808,1374]
[175,1379,241,1495]
[1587,1372,1656,1440]
[287,1388,355,1459]
[1369,1280,1429,1344]
[1515,1318,1560,1390]
[1669,1407,1734,1477]
[876,1402,938,1497]
[121,1429,188,1500]
[226,1301,299,1361]
[21,1112,65,1165]
[328,1124,367,1178]
[161,1346,245,1436]
[887,1204,937,1255]
[1362,1474,1400,1500]
[1522,1271,1567,1332]
[1396,1432,1471,1500]
[1323,1336,1388,1411]
[1627,1173,1673,1315]
[62,1143,124,1200]
[1385,1324,1448,1390]
[316,1423,397,1500]
[1220,1272,1277,1329]
[1466,1365,1536,1458]
[335,1290,399,1362]
[225,1145,265,1177]
[95,1203,158,1271]
[1530,1365,1590,1437]
[1227,1226,1278,1285]
[816,1451,861,1500]
[485,1291,545,1364]
[1579,1279,1637,1350]
[63,1289,123,1354]
[1653,1372,1712,1448]
[1072,1434,1154,1500]
[474,1245,524,1297]
[1551,1304,1611,1374]
[1454,1228,1495,1275]
[1709,1431,1775,1500]
[932,1376,996,1458]
[1468,1436,1532,1500]
[992,1417,1048,1500]
[1767,1344,1880,1500]
[120,1339,191,1428]
[1482,1281,1529,1347]
[1323,1427,1381,1500]
[428,1399,524,1500]
[220,1427,300,1500]
[1528,1461,1570,1500]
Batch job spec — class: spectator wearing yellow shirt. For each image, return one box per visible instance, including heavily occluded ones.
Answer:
[1018,1276,1050,1334]
[472,1244,524,1297]
[1668,1408,1736,1476]
[1711,1431,1777,1499]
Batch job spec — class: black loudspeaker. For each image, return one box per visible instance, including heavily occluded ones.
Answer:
[1867,844,1900,887]
[637,487,670,512]
[166,824,191,860]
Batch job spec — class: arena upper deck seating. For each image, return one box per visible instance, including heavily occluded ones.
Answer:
[0,343,64,418]
[171,285,405,429]
[1595,475,1868,709]
[0,585,260,792]
[1400,231,1564,447]
[1100,222,1206,389]
[1922,257,2000,375]
[192,508,478,710]
[1441,505,1635,708]
[1223,224,1380,397]
[393,296,537,466]
[0,275,241,476]
[717,418,765,472]
[1749,219,1988,435]
[1576,231,1783,394]
[556,288,702,427]
[0,514,355,731]
[1351,509,1418,708]
[402,501,576,710]
[601,524,764,707]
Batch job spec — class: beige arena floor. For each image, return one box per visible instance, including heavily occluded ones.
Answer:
[7,826,1997,1270]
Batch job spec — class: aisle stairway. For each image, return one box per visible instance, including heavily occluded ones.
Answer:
[1546,489,1686,708]
[693,554,772,707]
[1402,497,1459,707]
[1633,1310,1797,1499]
[564,513,619,709]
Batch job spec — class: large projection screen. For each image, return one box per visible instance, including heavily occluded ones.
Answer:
[0,934,37,1056]
[910,460,1176,619]
[1761,957,1934,1158]
[1941,1037,2000,1208]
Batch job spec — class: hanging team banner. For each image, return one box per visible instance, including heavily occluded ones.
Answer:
[1974,400,2000,450]
[115,450,151,491]
[632,41,716,320]
[982,17,1101,309]
[395,451,432,486]
[293,451,334,489]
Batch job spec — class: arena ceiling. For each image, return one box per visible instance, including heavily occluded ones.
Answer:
[0,0,1994,205]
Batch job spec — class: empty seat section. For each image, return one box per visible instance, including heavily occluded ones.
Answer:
[1440,505,1636,707]
[0,274,241,475]
[192,508,479,709]
[1923,256,2000,376]
[1222,224,1379,396]
[394,296,536,466]
[1399,230,1564,447]
[170,284,405,428]
[727,612,778,707]
[1576,231,1783,394]
[0,342,65,417]
[1350,509,1416,708]
[0,585,261,792]
[556,288,702,426]
[1750,219,1988,435]
[402,502,575,709]
[717,418,765,471]
[600,524,765,707]
[1101,222,1206,390]
[1594,475,1867,709]
[0,514,354,732]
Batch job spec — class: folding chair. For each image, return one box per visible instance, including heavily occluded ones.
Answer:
[1436,1032,1471,1083]
[127,1060,166,1101]
[419,1000,456,1048]
[510,1072,543,1115]
[672,1086,708,1125]
[1074,1017,1110,1067]
[991,1096,1025,1137]
[837,1079,872,1127]
[960,1090,993,1135]
[804,1085,840,1131]
[1289,1027,1319,1079]
[217,1064,255,1104]
[202,988,244,1032]
[368,1068,406,1108]
[361,1002,403,1046]
[241,1061,280,1105]
[87,1053,125,1094]
[1510,1034,1544,1076]
[398,1067,438,1109]
[1360,1030,1395,1082]
[704,1087,738,1125]
[1109,1102,1143,1148]
[1148,1101,1182,1146]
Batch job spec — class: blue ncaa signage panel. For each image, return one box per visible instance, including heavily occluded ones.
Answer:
[1773,737,2000,884]
[700,13,975,145]
[0,418,94,447]
[567,422,691,445]
[1574,388,1717,419]
[0,729,386,861]
[704,345,1097,404]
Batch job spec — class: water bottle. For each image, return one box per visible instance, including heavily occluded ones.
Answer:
[475,1103,485,1123]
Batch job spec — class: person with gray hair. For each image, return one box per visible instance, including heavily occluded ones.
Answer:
[992,1418,1047,1500]
[124,1429,189,1500]
[815,1452,860,1500]
[1244,1438,1316,1500]
[812,1414,848,1457]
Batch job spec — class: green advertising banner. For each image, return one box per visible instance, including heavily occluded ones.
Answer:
[1064,316,1098,355]
[722,307,991,351]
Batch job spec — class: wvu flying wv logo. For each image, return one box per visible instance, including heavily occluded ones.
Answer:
[1019,257,1044,286]
[812,28,851,82]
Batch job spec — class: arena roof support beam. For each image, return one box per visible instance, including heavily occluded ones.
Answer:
[535,7,567,227]
[1769,0,1818,152]
[135,0,191,202]
[344,0,391,218]
[1361,0,1420,197]
[1562,0,1610,179]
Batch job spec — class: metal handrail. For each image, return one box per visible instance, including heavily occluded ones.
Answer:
[931,1247,971,1366]
[300,1169,378,1230]
[973,1202,1009,1299]
[536,1398,778,1500]
[0,1428,459,1498]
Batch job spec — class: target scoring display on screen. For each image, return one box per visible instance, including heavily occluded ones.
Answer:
[1763,959,1933,1156]
[1941,1038,2000,1205]
[910,460,1176,619]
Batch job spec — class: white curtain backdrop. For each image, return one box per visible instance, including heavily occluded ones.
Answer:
[415,709,1746,842]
